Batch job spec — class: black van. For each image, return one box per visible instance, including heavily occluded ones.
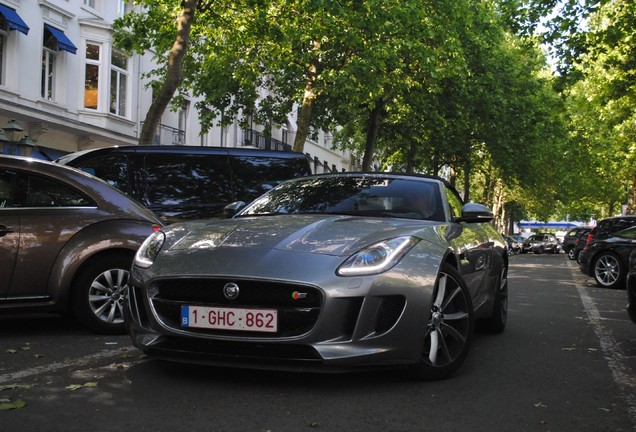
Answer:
[57,146,311,223]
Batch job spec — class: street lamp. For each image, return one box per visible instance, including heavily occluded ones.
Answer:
[1,118,35,156]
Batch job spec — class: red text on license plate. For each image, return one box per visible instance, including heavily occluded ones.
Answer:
[181,305,278,333]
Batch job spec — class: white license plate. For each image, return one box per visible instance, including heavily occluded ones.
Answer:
[181,305,278,333]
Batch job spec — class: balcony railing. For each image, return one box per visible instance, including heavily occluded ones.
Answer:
[242,129,291,152]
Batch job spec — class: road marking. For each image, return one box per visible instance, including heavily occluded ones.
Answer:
[0,346,138,384]
[567,260,636,426]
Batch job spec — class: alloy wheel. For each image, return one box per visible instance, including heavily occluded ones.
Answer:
[594,254,621,287]
[423,271,472,367]
[88,268,130,324]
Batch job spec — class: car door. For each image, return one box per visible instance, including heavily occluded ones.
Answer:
[443,187,495,306]
[0,168,19,296]
[5,169,97,299]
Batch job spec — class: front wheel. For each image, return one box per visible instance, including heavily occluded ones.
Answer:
[593,253,625,289]
[72,253,133,334]
[408,263,474,381]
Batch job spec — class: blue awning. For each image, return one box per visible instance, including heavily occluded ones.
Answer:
[518,221,582,230]
[0,4,29,35]
[44,24,77,54]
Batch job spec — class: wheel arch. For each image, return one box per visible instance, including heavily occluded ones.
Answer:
[47,220,153,311]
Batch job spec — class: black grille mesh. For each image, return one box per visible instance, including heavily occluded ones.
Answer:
[150,278,322,338]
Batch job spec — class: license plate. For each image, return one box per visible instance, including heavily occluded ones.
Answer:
[181,305,278,333]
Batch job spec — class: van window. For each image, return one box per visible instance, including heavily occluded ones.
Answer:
[229,155,311,202]
[141,153,233,209]
[73,154,129,192]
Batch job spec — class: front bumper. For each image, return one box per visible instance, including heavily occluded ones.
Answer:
[125,279,428,371]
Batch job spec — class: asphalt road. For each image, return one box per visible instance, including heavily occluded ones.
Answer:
[1,253,635,432]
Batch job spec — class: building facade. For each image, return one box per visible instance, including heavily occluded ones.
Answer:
[0,0,355,172]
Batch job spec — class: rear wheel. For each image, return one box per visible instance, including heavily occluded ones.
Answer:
[408,263,474,380]
[593,253,624,289]
[72,253,132,334]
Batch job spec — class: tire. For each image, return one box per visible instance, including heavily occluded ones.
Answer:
[567,248,576,260]
[408,263,474,380]
[593,253,625,289]
[72,253,133,334]
[478,262,508,333]
[537,246,545,254]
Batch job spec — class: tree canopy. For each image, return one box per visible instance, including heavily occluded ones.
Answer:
[114,0,635,230]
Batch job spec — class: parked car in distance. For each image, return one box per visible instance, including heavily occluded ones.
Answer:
[521,233,561,254]
[504,236,521,255]
[562,227,591,260]
[510,234,526,244]
[577,216,636,263]
[578,226,636,289]
[572,235,587,262]
[626,248,636,324]
[0,155,162,333]
[126,172,509,380]
[57,145,312,223]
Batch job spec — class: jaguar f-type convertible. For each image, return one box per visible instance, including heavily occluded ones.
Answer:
[126,173,508,380]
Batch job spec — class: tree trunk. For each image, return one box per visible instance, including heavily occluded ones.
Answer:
[627,176,636,214]
[463,164,471,202]
[292,75,316,153]
[406,141,417,173]
[361,99,384,171]
[292,46,320,154]
[138,0,198,145]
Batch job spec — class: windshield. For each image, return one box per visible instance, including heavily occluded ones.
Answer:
[239,175,444,221]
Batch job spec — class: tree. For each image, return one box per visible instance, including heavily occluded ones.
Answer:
[115,1,205,144]
[561,0,636,216]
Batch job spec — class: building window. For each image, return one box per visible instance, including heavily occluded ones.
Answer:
[109,49,128,116]
[41,30,58,100]
[84,43,100,109]
[117,1,127,17]
[176,100,189,143]
[83,0,96,8]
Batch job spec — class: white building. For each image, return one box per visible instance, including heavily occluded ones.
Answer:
[0,0,355,172]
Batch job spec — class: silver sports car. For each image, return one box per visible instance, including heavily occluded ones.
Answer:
[126,173,508,380]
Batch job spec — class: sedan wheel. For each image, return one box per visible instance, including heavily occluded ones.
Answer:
[408,263,474,380]
[593,253,625,289]
[72,253,132,334]
[567,248,576,260]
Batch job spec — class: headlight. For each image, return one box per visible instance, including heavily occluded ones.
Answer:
[337,236,420,276]
[134,231,166,268]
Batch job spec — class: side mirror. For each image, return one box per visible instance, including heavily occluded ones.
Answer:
[223,201,246,218]
[459,203,493,223]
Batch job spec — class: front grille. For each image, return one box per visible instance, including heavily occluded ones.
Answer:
[150,278,323,338]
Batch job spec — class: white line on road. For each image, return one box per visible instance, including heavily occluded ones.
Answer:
[0,345,138,385]
[567,260,636,427]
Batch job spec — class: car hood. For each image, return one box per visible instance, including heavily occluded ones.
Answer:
[165,214,441,257]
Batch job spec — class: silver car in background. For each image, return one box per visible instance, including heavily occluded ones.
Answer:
[521,233,561,254]
[127,173,508,380]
